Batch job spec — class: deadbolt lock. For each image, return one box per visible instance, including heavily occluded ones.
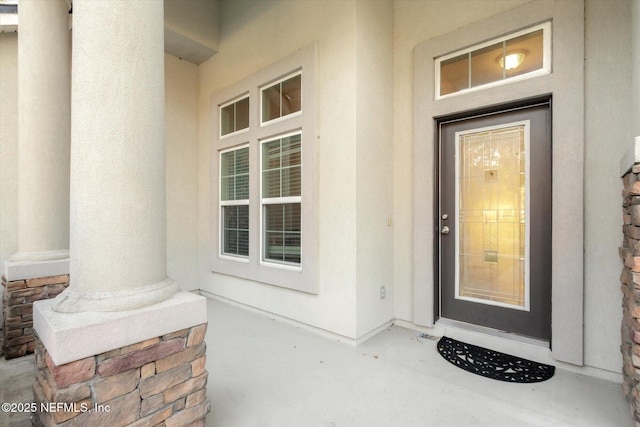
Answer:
[441,214,449,220]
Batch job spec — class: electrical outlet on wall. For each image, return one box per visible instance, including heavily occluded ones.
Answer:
[380,286,386,300]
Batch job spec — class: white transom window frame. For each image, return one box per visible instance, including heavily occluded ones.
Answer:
[435,21,552,100]
[219,93,250,139]
[259,71,303,127]
[210,44,318,294]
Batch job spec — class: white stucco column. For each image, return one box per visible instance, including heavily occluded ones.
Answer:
[53,0,177,312]
[633,0,640,136]
[621,2,640,176]
[4,0,71,281]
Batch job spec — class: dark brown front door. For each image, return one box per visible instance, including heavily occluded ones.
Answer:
[438,101,551,340]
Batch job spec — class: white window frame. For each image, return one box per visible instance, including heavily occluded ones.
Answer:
[219,94,250,139]
[260,72,303,127]
[259,132,303,270]
[219,144,250,262]
[210,44,317,294]
[435,22,551,100]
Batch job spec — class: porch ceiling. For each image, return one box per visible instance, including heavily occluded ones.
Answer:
[164,0,218,65]
[0,0,219,64]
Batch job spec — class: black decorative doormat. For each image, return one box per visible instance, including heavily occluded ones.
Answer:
[437,336,555,383]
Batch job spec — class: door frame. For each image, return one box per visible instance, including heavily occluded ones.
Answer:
[413,0,584,365]
[432,96,553,331]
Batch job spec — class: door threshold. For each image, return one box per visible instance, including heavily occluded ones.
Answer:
[435,317,550,359]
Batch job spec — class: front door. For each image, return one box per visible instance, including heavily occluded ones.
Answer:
[438,101,551,340]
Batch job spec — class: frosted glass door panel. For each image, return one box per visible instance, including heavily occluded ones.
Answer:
[456,124,529,310]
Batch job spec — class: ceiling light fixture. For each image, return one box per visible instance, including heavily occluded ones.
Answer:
[497,50,528,70]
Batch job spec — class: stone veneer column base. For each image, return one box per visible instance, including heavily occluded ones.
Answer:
[620,163,640,427]
[32,323,210,427]
[2,275,69,359]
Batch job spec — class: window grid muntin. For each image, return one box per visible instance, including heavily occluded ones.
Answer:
[220,146,250,201]
[261,134,302,199]
[260,132,302,266]
[264,203,301,264]
[220,145,250,258]
[222,205,250,257]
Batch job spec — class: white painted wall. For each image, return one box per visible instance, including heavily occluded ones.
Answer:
[391,0,530,330]
[355,0,395,336]
[391,0,631,373]
[195,1,632,369]
[584,0,633,372]
[197,0,361,339]
[165,54,200,291]
[0,0,632,375]
[633,0,640,136]
[0,32,18,322]
[0,33,18,267]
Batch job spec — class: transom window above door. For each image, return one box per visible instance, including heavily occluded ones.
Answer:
[436,22,551,98]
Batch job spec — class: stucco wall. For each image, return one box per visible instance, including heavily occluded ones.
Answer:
[0,32,18,265]
[634,0,640,137]
[355,0,395,336]
[198,0,399,340]
[391,0,631,373]
[391,0,530,335]
[1,0,631,376]
[198,0,363,340]
[584,0,633,372]
[165,54,200,291]
[0,32,18,322]
[197,0,631,371]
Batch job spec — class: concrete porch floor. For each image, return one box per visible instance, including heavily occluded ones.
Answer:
[0,297,633,427]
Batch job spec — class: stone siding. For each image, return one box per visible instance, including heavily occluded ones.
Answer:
[1,275,69,359]
[621,165,640,426]
[32,323,210,427]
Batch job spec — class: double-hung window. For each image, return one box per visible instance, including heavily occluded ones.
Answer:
[261,133,301,265]
[211,45,316,293]
[220,146,250,258]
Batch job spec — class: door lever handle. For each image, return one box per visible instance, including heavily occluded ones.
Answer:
[441,225,450,235]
